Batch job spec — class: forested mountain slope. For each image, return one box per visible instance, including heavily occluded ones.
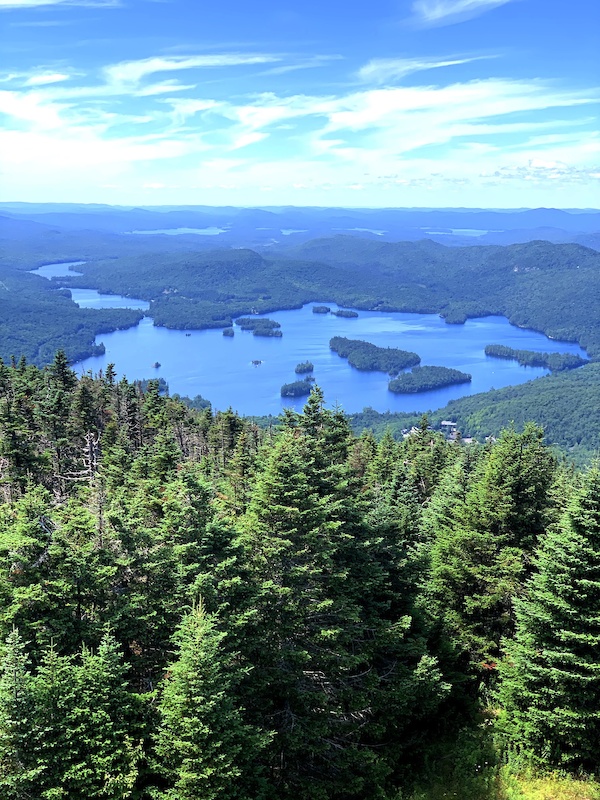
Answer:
[62,237,600,356]
[0,358,599,799]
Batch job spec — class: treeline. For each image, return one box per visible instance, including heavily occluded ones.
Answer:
[0,356,599,798]
[485,343,588,371]
[330,336,421,374]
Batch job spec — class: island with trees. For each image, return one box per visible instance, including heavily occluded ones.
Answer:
[222,327,234,337]
[312,305,331,314]
[388,365,472,393]
[294,361,314,374]
[484,344,588,371]
[331,308,359,318]
[330,336,421,374]
[280,377,314,397]
[235,317,283,337]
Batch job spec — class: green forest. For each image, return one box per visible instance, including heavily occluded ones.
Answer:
[329,336,421,374]
[0,353,599,799]
[484,345,588,371]
[388,365,472,393]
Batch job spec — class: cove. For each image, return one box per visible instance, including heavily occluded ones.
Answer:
[75,303,587,417]
[30,261,150,311]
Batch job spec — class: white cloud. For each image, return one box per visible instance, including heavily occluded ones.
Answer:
[0,46,598,207]
[103,54,280,87]
[411,0,514,25]
[357,55,494,84]
[25,72,70,86]
[0,0,119,8]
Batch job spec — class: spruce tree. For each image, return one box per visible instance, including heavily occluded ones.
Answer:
[0,629,40,798]
[154,604,267,800]
[428,426,556,664]
[500,465,600,773]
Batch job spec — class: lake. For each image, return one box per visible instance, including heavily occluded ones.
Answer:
[30,261,150,310]
[75,301,587,417]
[34,262,587,417]
[30,260,85,279]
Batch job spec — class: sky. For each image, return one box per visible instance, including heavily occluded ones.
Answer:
[0,0,599,208]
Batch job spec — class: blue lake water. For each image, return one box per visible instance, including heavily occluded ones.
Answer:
[75,302,587,417]
[30,260,85,279]
[69,288,150,311]
[34,262,588,416]
[30,261,150,310]
[128,227,227,236]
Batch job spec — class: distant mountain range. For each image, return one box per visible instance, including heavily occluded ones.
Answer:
[1,203,599,251]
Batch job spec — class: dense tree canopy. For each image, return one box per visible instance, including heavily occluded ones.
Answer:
[0,357,597,798]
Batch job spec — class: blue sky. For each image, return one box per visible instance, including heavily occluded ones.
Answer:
[1,0,598,207]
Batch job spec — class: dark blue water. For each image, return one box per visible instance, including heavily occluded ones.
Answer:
[75,302,587,417]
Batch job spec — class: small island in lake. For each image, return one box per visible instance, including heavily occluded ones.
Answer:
[235,317,282,337]
[222,327,234,337]
[331,309,359,318]
[312,305,331,314]
[253,328,282,337]
[330,337,421,374]
[484,344,587,371]
[388,366,471,393]
[152,361,161,369]
[295,361,314,374]
[281,378,314,397]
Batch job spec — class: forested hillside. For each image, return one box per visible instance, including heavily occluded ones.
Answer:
[350,361,600,464]
[1,354,599,799]
[55,237,599,357]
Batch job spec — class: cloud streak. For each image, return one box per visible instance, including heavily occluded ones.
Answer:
[0,0,119,8]
[411,0,515,26]
[357,55,495,84]
[103,54,281,86]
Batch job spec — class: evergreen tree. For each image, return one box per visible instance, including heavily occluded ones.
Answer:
[499,465,600,773]
[428,425,556,664]
[0,629,40,798]
[155,604,267,800]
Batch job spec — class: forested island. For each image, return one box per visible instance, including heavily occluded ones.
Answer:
[294,360,314,374]
[331,308,359,318]
[388,365,472,393]
[485,344,588,371]
[330,336,421,374]
[280,377,314,396]
[0,358,598,800]
[222,326,234,337]
[235,316,282,337]
[312,305,330,313]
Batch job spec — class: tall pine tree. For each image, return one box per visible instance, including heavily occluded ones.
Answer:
[499,464,600,773]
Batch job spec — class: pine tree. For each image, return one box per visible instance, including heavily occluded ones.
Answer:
[499,465,600,773]
[233,417,449,798]
[155,604,268,800]
[428,426,556,664]
[0,629,41,798]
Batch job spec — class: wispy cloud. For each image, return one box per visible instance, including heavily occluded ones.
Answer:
[0,46,598,206]
[0,0,119,8]
[103,54,281,87]
[260,55,344,77]
[357,55,495,84]
[411,0,515,26]
[25,72,71,86]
